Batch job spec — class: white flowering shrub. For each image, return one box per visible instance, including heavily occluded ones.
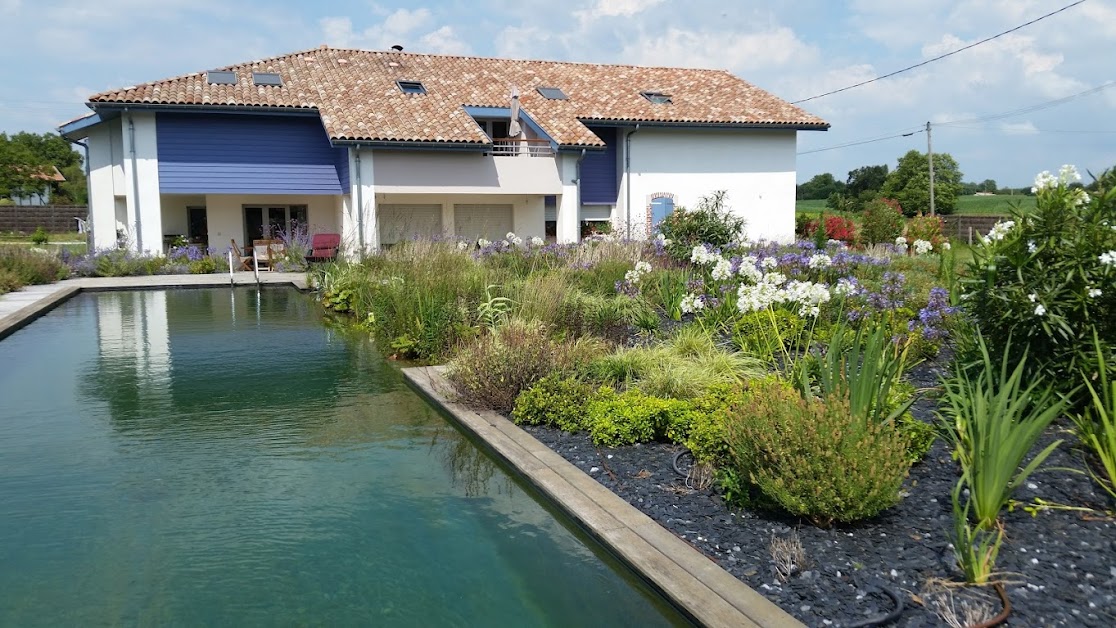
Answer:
[963,164,1116,407]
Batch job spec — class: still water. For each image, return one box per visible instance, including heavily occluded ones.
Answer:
[0,288,687,626]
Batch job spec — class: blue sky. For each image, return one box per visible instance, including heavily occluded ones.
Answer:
[1,0,1113,186]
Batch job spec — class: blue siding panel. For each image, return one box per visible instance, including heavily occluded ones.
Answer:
[157,113,342,194]
[580,127,618,204]
[334,147,350,191]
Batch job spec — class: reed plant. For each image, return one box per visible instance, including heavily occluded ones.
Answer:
[1076,331,1116,501]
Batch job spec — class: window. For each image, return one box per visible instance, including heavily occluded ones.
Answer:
[641,91,672,105]
[537,87,567,100]
[397,80,427,94]
[474,119,510,140]
[206,70,237,85]
[243,205,307,243]
[252,72,283,86]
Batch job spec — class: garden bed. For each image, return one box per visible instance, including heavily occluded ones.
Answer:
[520,358,1116,627]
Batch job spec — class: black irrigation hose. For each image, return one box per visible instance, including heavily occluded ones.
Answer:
[839,578,905,628]
[672,449,693,477]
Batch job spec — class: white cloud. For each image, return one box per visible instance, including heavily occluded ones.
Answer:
[1,0,20,14]
[319,8,470,55]
[574,0,664,27]
[618,26,817,73]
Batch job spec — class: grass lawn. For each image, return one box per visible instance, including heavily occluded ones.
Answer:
[796,195,1035,216]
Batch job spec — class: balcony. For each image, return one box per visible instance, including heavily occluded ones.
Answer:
[491,138,554,157]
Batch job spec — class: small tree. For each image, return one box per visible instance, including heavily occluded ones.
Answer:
[881,150,963,216]
[657,191,745,263]
[0,138,50,200]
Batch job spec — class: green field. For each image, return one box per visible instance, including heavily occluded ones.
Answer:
[796,195,1035,216]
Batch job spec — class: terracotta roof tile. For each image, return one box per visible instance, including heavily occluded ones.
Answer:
[87,47,828,146]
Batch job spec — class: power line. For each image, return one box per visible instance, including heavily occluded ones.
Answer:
[796,129,923,155]
[791,0,1087,105]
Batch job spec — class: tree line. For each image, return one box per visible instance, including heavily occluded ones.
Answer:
[0,132,88,205]
[796,150,1036,216]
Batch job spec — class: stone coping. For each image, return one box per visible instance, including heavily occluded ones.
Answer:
[402,365,804,628]
[0,272,309,341]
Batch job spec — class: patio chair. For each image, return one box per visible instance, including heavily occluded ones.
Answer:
[230,239,252,271]
[306,233,341,262]
[252,239,285,271]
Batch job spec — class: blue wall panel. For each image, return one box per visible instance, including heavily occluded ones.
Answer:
[334,147,350,191]
[157,113,342,194]
[580,126,618,204]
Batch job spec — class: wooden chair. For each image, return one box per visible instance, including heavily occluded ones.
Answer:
[252,239,286,271]
[230,239,252,271]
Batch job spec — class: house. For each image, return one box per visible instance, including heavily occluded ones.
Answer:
[58,46,827,254]
[8,165,65,206]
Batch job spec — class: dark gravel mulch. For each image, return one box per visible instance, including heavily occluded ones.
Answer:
[519,358,1116,627]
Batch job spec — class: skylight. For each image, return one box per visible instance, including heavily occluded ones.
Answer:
[397,80,427,95]
[252,72,283,87]
[536,87,567,100]
[641,91,672,105]
[206,71,237,85]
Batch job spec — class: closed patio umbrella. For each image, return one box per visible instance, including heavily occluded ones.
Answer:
[508,86,522,138]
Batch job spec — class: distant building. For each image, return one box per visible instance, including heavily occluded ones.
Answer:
[9,165,65,206]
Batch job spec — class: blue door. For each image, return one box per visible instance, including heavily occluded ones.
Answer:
[650,197,675,230]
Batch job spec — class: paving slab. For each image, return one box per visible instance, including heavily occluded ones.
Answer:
[402,365,804,628]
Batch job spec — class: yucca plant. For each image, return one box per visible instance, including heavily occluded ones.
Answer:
[1076,331,1116,500]
[937,333,1067,529]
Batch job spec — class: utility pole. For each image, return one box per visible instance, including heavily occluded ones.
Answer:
[927,121,936,217]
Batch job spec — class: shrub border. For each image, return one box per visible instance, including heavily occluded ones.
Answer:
[403,365,803,628]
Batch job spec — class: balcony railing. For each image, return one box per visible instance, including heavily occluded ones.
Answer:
[491,138,554,157]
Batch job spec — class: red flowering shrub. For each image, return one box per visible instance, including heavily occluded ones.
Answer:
[804,215,859,245]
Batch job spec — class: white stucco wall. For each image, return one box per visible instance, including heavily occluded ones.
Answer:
[200,194,341,250]
[122,112,163,254]
[86,124,120,250]
[343,149,378,254]
[617,128,798,242]
[160,195,206,237]
[371,150,562,195]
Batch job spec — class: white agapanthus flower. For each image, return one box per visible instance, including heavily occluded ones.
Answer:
[634,261,652,274]
[1087,287,1102,298]
[983,220,1016,243]
[760,256,779,270]
[456,240,469,250]
[783,280,831,316]
[895,236,908,246]
[762,271,787,286]
[834,278,861,297]
[807,253,832,269]
[504,232,524,247]
[736,282,784,313]
[680,293,705,314]
[1100,250,1116,266]
[1034,304,1047,316]
[913,240,934,255]
[655,233,672,246]
[477,238,491,248]
[690,245,719,266]
[711,257,733,282]
[529,236,544,246]
[737,257,762,284]
[940,241,952,251]
[624,269,642,284]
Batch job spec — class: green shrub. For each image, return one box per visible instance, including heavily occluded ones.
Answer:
[656,191,745,263]
[905,214,946,248]
[731,309,806,359]
[511,375,596,432]
[30,226,49,245]
[0,268,21,294]
[586,387,693,447]
[447,319,604,413]
[897,415,937,465]
[188,257,218,274]
[961,165,1115,409]
[860,198,905,245]
[665,383,740,465]
[0,246,68,286]
[724,378,911,526]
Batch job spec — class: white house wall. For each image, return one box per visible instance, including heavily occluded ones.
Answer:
[160,195,205,237]
[86,124,119,250]
[375,192,545,241]
[371,151,562,195]
[201,194,341,250]
[118,112,163,254]
[620,128,798,242]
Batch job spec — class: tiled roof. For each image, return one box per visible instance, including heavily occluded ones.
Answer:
[87,46,828,147]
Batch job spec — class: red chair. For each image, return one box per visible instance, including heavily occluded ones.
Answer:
[306,233,341,262]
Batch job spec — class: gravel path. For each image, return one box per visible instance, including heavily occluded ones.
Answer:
[519,359,1116,627]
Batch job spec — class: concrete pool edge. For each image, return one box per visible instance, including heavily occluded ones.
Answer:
[0,273,310,341]
[402,365,805,628]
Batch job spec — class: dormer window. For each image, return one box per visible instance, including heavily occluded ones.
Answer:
[206,71,237,85]
[252,72,283,87]
[397,80,427,95]
[641,91,672,105]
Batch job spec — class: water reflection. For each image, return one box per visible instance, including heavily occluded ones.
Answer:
[433,426,515,498]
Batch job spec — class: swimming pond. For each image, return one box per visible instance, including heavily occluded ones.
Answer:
[0,288,688,626]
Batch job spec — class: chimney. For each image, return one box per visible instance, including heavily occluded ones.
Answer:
[391,45,404,52]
